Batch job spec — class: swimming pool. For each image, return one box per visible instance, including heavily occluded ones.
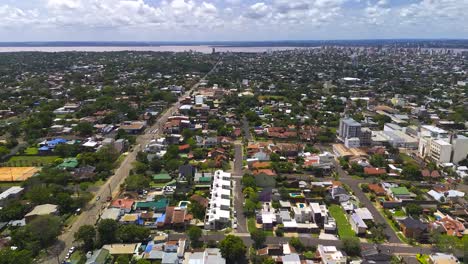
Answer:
[290,193,303,198]
[178,201,190,208]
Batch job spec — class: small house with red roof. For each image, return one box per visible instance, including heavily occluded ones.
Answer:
[110,198,135,214]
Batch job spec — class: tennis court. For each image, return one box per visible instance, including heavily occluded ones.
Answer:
[0,167,39,182]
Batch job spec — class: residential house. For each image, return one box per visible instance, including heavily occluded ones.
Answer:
[179,164,196,181]
[316,245,347,264]
[110,199,135,214]
[25,204,58,223]
[103,243,139,256]
[85,248,110,264]
[429,215,465,237]
[120,121,147,134]
[188,248,226,264]
[350,213,367,235]
[388,187,412,201]
[364,167,387,176]
[368,184,386,196]
[0,186,24,206]
[429,253,460,264]
[398,217,429,241]
[164,206,192,229]
[329,186,351,203]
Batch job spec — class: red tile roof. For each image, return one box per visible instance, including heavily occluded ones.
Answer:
[364,167,387,175]
[111,198,134,210]
[368,184,386,195]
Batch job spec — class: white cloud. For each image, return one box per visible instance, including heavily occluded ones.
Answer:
[244,2,271,19]
[0,5,40,27]
[0,0,467,40]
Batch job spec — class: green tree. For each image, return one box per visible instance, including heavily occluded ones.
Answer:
[369,223,386,243]
[97,219,118,245]
[150,158,163,173]
[241,174,256,189]
[0,146,10,156]
[262,257,276,264]
[187,226,202,247]
[117,225,150,243]
[74,225,96,252]
[125,174,150,191]
[290,237,305,252]
[219,235,247,263]
[402,163,421,180]
[405,203,423,217]
[12,215,62,256]
[188,201,206,220]
[0,248,33,264]
[136,259,151,264]
[341,237,361,256]
[115,255,130,264]
[370,154,387,168]
[250,229,266,249]
[244,199,259,216]
[74,122,94,136]
[0,201,27,221]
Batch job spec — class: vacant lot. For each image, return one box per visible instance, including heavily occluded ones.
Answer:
[329,205,356,239]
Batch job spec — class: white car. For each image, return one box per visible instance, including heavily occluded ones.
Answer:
[68,247,75,254]
[233,223,237,229]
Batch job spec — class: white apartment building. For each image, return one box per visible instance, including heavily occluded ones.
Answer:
[292,203,311,223]
[418,125,468,165]
[205,170,231,230]
[429,139,452,164]
[317,245,347,264]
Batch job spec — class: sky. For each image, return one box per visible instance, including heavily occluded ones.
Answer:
[0,0,467,41]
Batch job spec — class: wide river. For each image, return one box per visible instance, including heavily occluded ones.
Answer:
[0,45,314,53]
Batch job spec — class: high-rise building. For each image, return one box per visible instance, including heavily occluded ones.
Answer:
[338,118,362,140]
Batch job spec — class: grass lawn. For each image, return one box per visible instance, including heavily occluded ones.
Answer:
[70,251,86,264]
[247,217,274,236]
[63,214,78,228]
[247,217,256,232]
[329,205,355,239]
[24,147,39,155]
[0,182,21,188]
[7,155,60,166]
[150,182,168,188]
[393,210,406,217]
[416,254,430,264]
[399,153,418,165]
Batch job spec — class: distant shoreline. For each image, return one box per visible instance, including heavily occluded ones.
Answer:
[0,46,316,53]
[1,39,468,49]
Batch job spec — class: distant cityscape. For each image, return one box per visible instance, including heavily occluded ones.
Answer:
[0,42,466,264]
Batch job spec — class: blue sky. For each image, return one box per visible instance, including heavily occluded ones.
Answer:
[0,0,467,41]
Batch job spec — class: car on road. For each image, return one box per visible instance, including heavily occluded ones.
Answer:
[233,223,237,229]
[106,196,112,202]
[233,210,237,217]
[68,247,75,255]
[95,195,100,202]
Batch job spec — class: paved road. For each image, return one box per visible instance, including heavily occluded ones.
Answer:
[241,116,252,141]
[333,160,401,244]
[232,142,247,233]
[43,59,222,264]
[169,233,434,256]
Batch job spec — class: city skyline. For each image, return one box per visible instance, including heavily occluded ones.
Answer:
[0,0,467,41]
